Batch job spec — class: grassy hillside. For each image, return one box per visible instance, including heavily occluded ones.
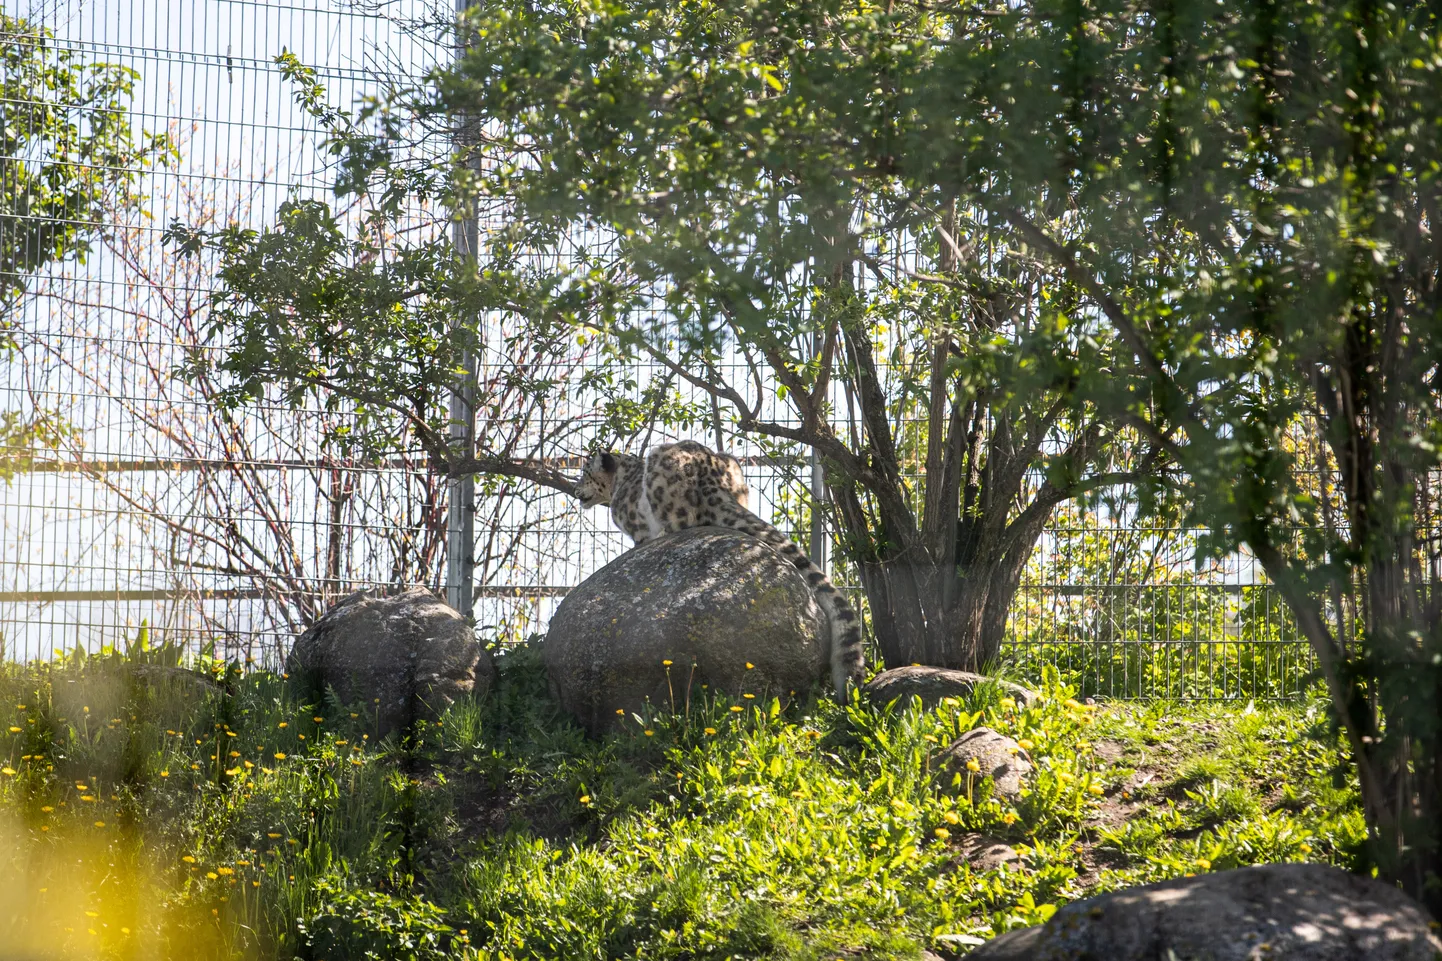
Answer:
[0,643,1364,960]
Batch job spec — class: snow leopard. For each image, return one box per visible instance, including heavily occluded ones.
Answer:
[574,440,866,702]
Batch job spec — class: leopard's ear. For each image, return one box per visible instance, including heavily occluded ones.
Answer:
[600,451,618,473]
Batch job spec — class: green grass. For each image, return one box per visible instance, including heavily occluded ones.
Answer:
[0,641,1365,960]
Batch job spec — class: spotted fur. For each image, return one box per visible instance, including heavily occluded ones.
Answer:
[575,440,866,702]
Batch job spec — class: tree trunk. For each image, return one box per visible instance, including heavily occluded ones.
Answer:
[858,553,1025,671]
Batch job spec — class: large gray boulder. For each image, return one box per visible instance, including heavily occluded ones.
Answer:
[968,862,1442,960]
[544,527,829,735]
[863,666,1037,710]
[287,588,495,737]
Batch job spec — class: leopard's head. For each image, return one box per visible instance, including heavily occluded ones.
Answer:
[574,451,620,508]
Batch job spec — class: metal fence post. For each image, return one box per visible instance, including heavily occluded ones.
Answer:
[446,0,477,618]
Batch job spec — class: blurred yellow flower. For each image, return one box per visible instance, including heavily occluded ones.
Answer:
[704,727,717,735]
[965,759,981,773]
[934,827,951,840]
[1017,738,1035,751]
[273,753,287,760]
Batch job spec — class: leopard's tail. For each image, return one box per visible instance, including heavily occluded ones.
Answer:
[721,507,866,704]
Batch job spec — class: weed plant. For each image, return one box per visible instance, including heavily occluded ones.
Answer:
[0,634,1363,960]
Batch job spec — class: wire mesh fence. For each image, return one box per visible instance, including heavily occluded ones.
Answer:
[0,0,1318,697]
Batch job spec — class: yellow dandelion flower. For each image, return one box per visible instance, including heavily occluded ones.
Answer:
[0,768,14,776]
[313,717,323,723]
[742,693,755,700]
[942,811,960,825]
[615,709,625,716]
[745,662,754,669]
[252,881,261,888]
[1195,858,1211,870]
[286,838,298,845]
[662,659,673,666]
[8,726,20,733]
[704,727,717,735]
[216,867,234,876]
[644,730,655,736]
[93,821,105,827]
[278,722,287,729]
[1088,784,1105,796]
[334,740,347,746]
[1002,812,1018,826]
[965,758,981,773]
[160,770,169,777]
[273,753,287,760]
[934,827,951,840]
[579,795,591,804]
[80,795,95,802]
[1057,771,1075,783]
[267,833,281,839]
[206,872,218,880]
[1299,843,1313,854]
[40,806,53,813]
[182,856,196,863]
[729,706,743,713]
[1017,738,1035,751]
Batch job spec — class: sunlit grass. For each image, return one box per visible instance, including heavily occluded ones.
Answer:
[1,640,1363,960]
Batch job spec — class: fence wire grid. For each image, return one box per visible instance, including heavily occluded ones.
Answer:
[1,0,1320,699]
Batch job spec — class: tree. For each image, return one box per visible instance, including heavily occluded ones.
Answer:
[284,0,1162,672]
[0,13,171,472]
[924,0,1442,913]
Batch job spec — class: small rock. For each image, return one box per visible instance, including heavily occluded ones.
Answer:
[862,666,1036,711]
[967,862,1442,960]
[956,833,1021,873]
[544,527,832,735]
[287,588,494,737]
[935,727,1032,801]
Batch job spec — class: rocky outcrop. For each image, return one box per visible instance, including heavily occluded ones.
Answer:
[287,588,494,737]
[968,862,1442,960]
[862,666,1037,710]
[543,527,830,735]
